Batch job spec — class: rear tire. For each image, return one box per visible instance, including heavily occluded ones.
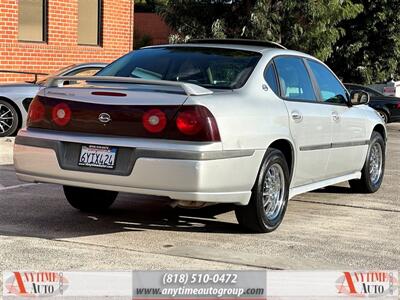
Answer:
[235,148,289,233]
[349,131,385,193]
[0,99,19,137]
[63,186,118,212]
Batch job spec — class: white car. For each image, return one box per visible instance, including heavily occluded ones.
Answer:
[0,63,106,137]
[13,40,386,232]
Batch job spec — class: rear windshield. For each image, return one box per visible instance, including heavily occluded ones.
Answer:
[96,47,262,89]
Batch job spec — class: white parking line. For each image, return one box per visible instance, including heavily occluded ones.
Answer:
[0,183,38,191]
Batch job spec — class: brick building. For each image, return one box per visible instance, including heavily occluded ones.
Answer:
[0,0,134,83]
[135,12,171,46]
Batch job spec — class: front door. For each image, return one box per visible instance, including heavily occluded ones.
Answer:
[306,59,368,177]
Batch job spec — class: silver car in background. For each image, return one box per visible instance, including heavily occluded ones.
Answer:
[14,40,386,233]
[0,63,106,137]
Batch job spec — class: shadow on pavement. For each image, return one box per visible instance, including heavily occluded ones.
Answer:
[311,185,353,194]
[0,184,247,239]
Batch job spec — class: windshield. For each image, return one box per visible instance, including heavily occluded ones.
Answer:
[96,47,262,89]
[35,64,76,84]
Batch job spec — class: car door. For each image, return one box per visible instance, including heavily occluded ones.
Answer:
[306,59,368,177]
[273,56,333,187]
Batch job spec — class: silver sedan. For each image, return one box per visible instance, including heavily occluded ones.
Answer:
[14,41,386,232]
[0,63,106,137]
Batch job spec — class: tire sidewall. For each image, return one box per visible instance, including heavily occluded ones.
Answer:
[364,132,386,192]
[0,100,19,137]
[377,110,388,124]
[254,149,290,231]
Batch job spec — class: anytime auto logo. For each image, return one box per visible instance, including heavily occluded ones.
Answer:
[336,271,398,297]
[4,272,69,297]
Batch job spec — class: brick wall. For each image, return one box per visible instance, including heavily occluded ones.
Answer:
[134,12,171,46]
[0,0,134,83]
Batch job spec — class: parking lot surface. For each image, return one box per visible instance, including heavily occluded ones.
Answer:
[0,125,399,275]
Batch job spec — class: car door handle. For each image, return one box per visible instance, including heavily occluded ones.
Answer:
[332,111,340,122]
[291,111,303,122]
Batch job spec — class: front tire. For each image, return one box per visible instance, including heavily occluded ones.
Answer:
[0,99,19,137]
[235,148,290,233]
[63,186,118,212]
[349,131,385,193]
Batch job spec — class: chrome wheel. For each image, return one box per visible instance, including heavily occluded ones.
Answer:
[263,163,285,220]
[0,103,14,134]
[369,142,383,185]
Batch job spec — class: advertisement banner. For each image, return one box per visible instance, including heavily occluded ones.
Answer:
[2,270,398,299]
[132,270,266,299]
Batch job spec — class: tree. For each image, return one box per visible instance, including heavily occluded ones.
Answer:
[159,0,362,61]
[328,0,400,84]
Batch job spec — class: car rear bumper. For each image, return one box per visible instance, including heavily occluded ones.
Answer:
[14,129,264,205]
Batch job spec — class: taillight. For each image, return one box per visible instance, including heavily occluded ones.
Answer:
[52,102,71,126]
[396,102,400,109]
[175,106,220,141]
[142,109,167,133]
[27,97,45,123]
[176,109,203,136]
[142,106,220,141]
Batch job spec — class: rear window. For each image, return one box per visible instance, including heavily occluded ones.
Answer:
[97,47,262,89]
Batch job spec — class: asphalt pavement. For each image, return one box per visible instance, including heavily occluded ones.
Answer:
[0,124,399,277]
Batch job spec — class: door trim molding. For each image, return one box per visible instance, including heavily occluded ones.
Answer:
[300,140,369,151]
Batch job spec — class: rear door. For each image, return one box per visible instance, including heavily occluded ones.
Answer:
[273,56,333,187]
[306,59,368,177]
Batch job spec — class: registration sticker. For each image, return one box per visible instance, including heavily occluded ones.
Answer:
[78,145,117,169]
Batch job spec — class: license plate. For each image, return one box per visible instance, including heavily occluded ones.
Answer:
[78,145,117,169]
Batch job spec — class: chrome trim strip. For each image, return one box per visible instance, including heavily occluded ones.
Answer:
[331,140,370,148]
[300,140,369,151]
[300,144,331,151]
[15,136,254,161]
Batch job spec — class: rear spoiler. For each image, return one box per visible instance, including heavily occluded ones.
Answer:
[45,76,214,96]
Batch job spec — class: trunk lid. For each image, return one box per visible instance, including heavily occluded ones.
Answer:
[27,78,219,141]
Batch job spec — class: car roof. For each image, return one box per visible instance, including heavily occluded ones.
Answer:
[189,39,287,49]
[143,43,269,53]
[142,40,315,59]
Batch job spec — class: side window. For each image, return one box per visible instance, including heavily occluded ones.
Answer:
[264,63,279,95]
[307,60,348,104]
[274,57,316,102]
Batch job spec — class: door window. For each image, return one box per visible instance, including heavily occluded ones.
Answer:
[264,63,279,95]
[307,60,348,105]
[274,57,316,102]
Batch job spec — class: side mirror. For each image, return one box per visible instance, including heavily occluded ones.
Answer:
[350,90,370,105]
